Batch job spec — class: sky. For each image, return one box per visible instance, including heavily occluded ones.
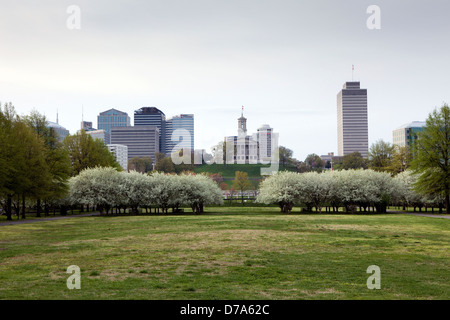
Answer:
[1,0,449,161]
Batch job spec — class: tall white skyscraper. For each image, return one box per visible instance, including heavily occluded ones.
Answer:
[257,124,273,163]
[337,81,369,158]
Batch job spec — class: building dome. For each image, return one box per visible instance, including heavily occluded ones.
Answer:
[47,121,67,130]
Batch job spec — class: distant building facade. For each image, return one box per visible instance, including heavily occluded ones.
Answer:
[224,111,275,164]
[111,126,159,161]
[337,81,369,158]
[107,144,128,171]
[393,121,426,148]
[256,124,274,163]
[134,107,166,153]
[47,121,70,142]
[81,121,94,131]
[98,109,131,135]
[164,114,194,156]
[86,129,110,145]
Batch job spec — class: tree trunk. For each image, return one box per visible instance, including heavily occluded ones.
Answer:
[6,195,12,221]
[36,199,41,218]
[21,194,26,219]
[446,194,450,214]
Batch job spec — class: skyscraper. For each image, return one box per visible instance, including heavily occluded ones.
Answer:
[47,121,70,142]
[111,126,159,161]
[164,114,194,155]
[257,124,273,163]
[98,109,131,135]
[337,81,369,158]
[134,107,166,153]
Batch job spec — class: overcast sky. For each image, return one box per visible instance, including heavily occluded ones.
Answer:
[1,0,449,160]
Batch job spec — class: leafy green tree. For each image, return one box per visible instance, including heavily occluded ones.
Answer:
[24,111,71,216]
[63,130,121,176]
[279,146,294,168]
[388,145,412,175]
[154,153,176,173]
[128,157,153,173]
[232,171,253,205]
[0,104,52,220]
[334,152,368,170]
[411,104,450,213]
[368,139,394,172]
[305,153,324,172]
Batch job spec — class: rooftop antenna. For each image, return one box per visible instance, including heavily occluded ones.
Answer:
[82,104,84,122]
[352,64,354,81]
[56,108,59,124]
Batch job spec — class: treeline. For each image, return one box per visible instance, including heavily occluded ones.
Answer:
[256,170,445,213]
[0,103,120,220]
[275,104,450,213]
[68,167,224,214]
[280,143,413,173]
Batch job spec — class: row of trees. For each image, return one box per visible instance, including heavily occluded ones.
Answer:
[281,144,412,174]
[0,104,71,220]
[68,168,224,214]
[0,103,122,220]
[256,170,444,213]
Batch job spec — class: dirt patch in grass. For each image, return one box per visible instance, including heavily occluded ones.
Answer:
[302,288,344,296]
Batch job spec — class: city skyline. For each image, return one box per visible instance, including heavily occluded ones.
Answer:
[1,1,449,161]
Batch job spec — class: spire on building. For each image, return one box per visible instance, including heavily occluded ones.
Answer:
[238,106,247,137]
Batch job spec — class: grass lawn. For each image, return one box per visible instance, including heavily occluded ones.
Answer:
[0,207,448,300]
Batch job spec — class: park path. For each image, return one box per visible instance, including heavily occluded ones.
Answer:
[0,212,100,226]
[388,210,450,219]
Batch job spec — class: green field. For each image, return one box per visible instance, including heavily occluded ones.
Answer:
[0,207,449,300]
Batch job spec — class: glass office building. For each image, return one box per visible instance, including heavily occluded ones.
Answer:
[165,114,194,155]
[134,107,166,153]
[393,121,426,147]
[98,109,131,135]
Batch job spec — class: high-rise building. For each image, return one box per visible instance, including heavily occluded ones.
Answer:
[47,121,70,142]
[81,121,94,131]
[257,124,273,163]
[164,114,194,155]
[98,109,131,135]
[111,126,159,161]
[86,129,110,144]
[134,107,166,153]
[107,144,129,171]
[392,121,426,148]
[337,81,369,158]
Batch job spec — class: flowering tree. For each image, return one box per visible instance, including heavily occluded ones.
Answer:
[69,167,122,214]
[119,170,150,214]
[297,171,332,212]
[256,171,302,213]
